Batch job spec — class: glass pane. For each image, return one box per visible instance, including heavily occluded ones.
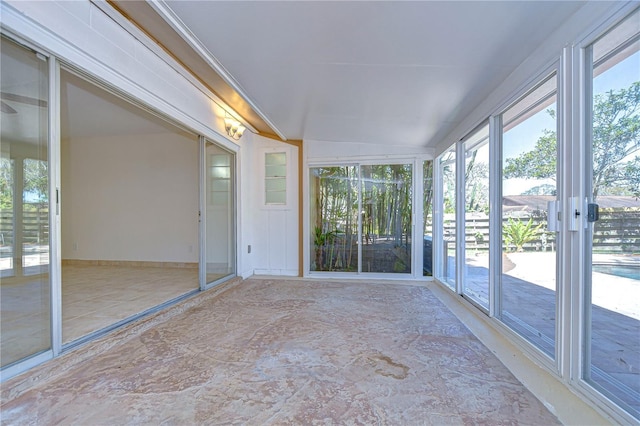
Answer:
[1,157,14,276]
[206,143,235,283]
[210,154,229,167]
[438,149,456,289]
[423,160,433,276]
[0,36,51,367]
[266,164,286,178]
[23,159,49,276]
[265,153,287,205]
[265,152,286,166]
[210,192,230,206]
[60,69,200,343]
[463,124,490,309]
[211,178,229,192]
[501,73,557,358]
[265,178,286,192]
[361,164,412,274]
[211,165,230,179]
[585,10,640,419]
[309,166,358,272]
[266,191,286,205]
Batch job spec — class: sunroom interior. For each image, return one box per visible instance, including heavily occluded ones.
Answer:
[0,0,638,424]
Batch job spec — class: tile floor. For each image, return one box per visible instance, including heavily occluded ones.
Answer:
[61,264,198,343]
[1,264,198,365]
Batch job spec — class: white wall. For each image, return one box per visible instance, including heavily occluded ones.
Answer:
[61,132,199,263]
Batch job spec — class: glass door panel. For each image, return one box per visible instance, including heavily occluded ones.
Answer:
[0,36,51,368]
[60,69,200,344]
[423,160,433,276]
[437,149,456,288]
[204,142,235,285]
[309,166,359,272]
[501,73,558,358]
[463,124,490,309]
[0,157,14,278]
[361,164,412,274]
[584,12,640,418]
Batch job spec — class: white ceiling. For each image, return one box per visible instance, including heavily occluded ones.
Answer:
[163,0,587,148]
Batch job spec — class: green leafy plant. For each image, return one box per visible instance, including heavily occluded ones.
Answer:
[313,226,339,270]
[503,217,543,252]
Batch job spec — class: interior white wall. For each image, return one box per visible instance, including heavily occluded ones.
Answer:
[61,132,199,263]
[236,132,256,279]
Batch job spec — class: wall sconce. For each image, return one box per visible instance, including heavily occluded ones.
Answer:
[224,113,246,140]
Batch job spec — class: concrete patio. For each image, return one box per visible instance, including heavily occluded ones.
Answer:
[1,278,565,425]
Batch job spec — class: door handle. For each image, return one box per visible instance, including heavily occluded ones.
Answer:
[587,203,599,223]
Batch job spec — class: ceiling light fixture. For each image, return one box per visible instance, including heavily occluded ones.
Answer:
[224,113,246,140]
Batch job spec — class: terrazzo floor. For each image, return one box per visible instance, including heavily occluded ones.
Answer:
[1,278,560,425]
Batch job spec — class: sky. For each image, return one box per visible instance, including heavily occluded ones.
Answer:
[502,50,639,196]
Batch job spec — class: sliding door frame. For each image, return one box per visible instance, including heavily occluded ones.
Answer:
[199,136,238,290]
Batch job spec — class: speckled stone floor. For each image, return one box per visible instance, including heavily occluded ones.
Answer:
[1,278,560,425]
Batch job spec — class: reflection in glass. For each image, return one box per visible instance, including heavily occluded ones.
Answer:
[423,161,433,276]
[501,73,557,358]
[585,10,640,418]
[438,149,456,289]
[361,164,412,274]
[463,124,490,309]
[309,166,359,272]
[0,36,51,367]
[206,144,236,283]
[309,164,413,274]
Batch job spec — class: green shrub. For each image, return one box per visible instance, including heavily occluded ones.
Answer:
[503,217,542,252]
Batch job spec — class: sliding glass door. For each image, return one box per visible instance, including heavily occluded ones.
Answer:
[500,73,558,358]
[0,36,51,368]
[309,166,359,273]
[435,148,456,289]
[583,12,640,417]
[309,163,413,275]
[361,164,412,273]
[462,123,490,310]
[202,140,236,287]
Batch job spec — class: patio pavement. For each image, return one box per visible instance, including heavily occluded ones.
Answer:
[461,251,639,416]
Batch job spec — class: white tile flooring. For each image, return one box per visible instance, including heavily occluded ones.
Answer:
[62,264,198,342]
[1,264,198,365]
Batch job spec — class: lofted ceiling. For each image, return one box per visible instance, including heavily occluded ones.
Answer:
[116,1,588,147]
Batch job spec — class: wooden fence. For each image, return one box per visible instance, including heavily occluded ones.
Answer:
[1,208,637,254]
[0,208,49,246]
[444,208,639,253]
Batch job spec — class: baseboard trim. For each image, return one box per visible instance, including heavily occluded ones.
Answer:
[61,259,198,269]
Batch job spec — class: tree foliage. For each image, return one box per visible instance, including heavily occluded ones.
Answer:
[504,81,640,198]
[465,149,489,212]
[310,164,412,272]
[0,158,48,210]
